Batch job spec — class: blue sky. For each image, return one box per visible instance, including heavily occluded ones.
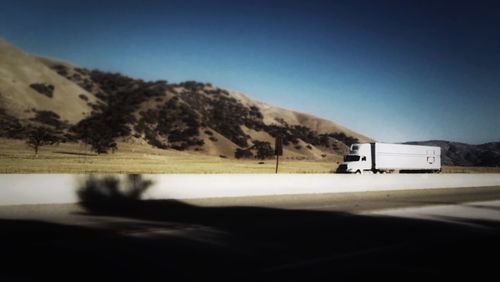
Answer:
[1,0,499,144]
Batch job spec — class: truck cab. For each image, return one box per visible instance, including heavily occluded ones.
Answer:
[336,144,372,174]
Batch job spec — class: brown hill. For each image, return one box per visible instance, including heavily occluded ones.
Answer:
[404,140,500,167]
[0,39,95,124]
[0,39,371,160]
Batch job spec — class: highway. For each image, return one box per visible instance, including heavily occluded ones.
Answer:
[186,186,500,211]
[1,186,500,281]
[2,186,500,223]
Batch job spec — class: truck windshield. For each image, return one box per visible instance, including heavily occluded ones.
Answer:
[344,155,360,162]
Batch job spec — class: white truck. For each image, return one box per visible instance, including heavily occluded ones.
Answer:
[336,143,441,174]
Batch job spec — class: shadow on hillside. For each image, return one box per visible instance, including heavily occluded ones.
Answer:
[1,198,500,281]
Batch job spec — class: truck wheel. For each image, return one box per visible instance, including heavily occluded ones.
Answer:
[355,170,361,174]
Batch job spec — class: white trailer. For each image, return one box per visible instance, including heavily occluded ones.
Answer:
[336,143,441,174]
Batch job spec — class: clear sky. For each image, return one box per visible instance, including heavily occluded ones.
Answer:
[1,0,499,144]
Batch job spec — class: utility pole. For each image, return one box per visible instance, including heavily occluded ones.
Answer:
[275,136,283,174]
[275,153,279,174]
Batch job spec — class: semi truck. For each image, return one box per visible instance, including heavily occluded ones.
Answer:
[336,143,441,174]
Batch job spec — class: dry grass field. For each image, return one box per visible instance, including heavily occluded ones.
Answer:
[0,138,337,173]
[2,138,499,174]
[440,166,500,174]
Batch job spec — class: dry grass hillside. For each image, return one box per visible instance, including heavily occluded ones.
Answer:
[0,38,371,164]
[228,90,371,140]
[0,40,94,124]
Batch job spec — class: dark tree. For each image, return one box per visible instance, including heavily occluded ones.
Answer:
[71,115,118,154]
[253,141,274,160]
[25,126,59,156]
[84,133,117,154]
[235,148,253,159]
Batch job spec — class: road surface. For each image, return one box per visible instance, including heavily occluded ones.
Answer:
[1,186,500,281]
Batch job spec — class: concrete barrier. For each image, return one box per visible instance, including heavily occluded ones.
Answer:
[1,174,500,206]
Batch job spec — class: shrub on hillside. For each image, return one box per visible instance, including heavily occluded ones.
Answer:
[144,129,168,149]
[0,109,24,139]
[477,151,500,167]
[179,81,205,91]
[154,98,203,150]
[52,65,68,77]
[30,83,54,98]
[329,132,359,146]
[30,110,67,130]
[235,148,254,159]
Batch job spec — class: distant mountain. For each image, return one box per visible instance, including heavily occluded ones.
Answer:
[0,39,371,160]
[404,140,500,167]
